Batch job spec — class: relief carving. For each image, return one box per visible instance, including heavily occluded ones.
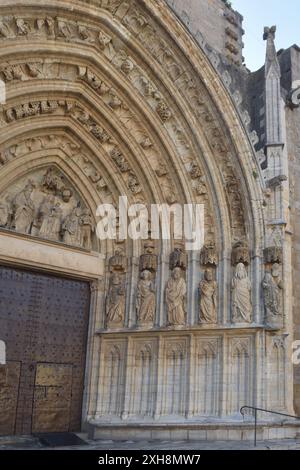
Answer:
[13,181,35,234]
[4,100,60,124]
[0,195,12,227]
[62,207,82,246]
[0,134,81,168]
[80,208,94,250]
[200,243,218,267]
[139,243,158,273]
[0,6,246,242]
[231,241,250,266]
[0,167,95,249]
[109,249,127,272]
[156,101,172,123]
[39,195,62,241]
[169,248,187,271]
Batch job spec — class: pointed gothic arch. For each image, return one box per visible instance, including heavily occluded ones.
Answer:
[0,0,293,438]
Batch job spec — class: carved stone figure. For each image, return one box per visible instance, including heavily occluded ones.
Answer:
[199,268,217,324]
[16,18,30,36]
[39,197,62,241]
[98,31,111,49]
[45,17,55,36]
[166,267,186,325]
[106,273,125,327]
[263,263,283,328]
[136,270,156,325]
[0,196,11,227]
[231,263,252,323]
[0,20,10,38]
[42,167,64,193]
[80,208,94,250]
[62,207,82,246]
[59,188,76,224]
[14,182,35,233]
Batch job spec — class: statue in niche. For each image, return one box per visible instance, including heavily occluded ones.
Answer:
[39,196,62,241]
[106,273,125,327]
[0,195,12,227]
[231,262,252,323]
[166,267,186,325]
[80,208,94,250]
[262,263,283,326]
[14,181,35,234]
[136,270,156,325]
[62,207,82,247]
[199,268,217,324]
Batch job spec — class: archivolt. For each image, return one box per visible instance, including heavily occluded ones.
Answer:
[0,0,265,259]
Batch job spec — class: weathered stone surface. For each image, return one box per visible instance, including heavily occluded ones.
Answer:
[0,0,298,437]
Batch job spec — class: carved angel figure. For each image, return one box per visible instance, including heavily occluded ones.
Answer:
[166,267,186,325]
[136,270,156,325]
[231,263,252,323]
[199,268,217,323]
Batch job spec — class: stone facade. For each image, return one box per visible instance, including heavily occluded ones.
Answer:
[0,0,299,439]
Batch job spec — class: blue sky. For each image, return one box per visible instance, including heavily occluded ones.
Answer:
[232,0,299,71]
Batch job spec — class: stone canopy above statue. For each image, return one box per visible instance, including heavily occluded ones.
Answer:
[0,166,95,249]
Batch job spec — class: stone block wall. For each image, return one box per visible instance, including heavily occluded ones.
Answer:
[165,0,244,65]
[287,103,300,414]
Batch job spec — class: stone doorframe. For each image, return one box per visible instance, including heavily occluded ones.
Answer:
[0,228,105,432]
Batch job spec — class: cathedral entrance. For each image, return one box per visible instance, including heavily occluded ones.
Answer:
[0,266,90,435]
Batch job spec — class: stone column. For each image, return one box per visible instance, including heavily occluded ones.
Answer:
[83,277,105,423]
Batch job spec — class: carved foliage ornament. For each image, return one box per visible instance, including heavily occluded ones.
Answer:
[200,243,218,266]
[0,4,245,238]
[169,248,187,271]
[0,5,245,239]
[231,241,250,266]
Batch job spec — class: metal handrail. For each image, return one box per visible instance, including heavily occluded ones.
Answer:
[240,406,300,447]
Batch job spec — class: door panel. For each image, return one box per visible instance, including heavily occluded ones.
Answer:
[32,363,73,433]
[0,266,90,435]
[0,362,21,435]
